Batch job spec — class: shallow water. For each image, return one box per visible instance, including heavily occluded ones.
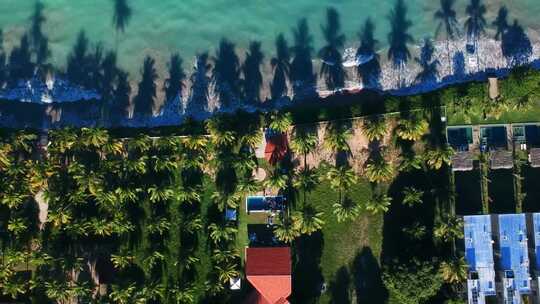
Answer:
[0,0,539,77]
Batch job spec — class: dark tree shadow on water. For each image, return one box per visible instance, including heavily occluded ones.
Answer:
[110,70,131,122]
[187,53,211,116]
[112,0,132,35]
[492,6,509,40]
[213,38,241,108]
[242,41,264,104]
[415,38,439,84]
[66,31,91,86]
[29,1,50,70]
[387,0,414,87]
[319,7,345,91]
[290,18,316,97]
[0,30,6,88]
[357,18,381,89]
[501,20,532,67]
[352,247,388,304]
[292,232,324,304]
[133,56,157,116]
[163,53,185,108]
[8,34,33,85]
[271,33,290,100]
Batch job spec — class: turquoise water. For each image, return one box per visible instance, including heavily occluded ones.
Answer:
[0,0,539,76]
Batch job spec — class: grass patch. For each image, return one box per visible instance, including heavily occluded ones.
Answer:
[447,100,540,126]
[292,177,384,303]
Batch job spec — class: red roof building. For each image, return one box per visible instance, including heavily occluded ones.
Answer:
[264,132,289,165]
[244,247,292,304]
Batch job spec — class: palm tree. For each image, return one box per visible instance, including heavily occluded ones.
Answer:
[110,253,134,270]
[362,117,387,142]
[293,168,318,194]
[434,0,459,73]
[273,217,300,243]
[402,187,424,207]
[292,206,324,235]
[215,262,240,284]
[208,223,237,245]
[332,197,362,223]
[269,111,292,133]
[264,170,288,192]
[425,146,454,170]
[365,156,394,183]
[324,123,352,155]
[110,284,136,304]
[364,194,392,215]
[403,222,427,240]
[325,166,357,203]
[440,257,468,284]
[396,117,428,141]
[169,286,195,304]
[398,153,424,172]
[290,129,318,168]
[434,215,464,243]
[465,0,487,70]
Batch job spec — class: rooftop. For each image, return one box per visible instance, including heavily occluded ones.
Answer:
[498,214,531,295]
[245,247,292,304]
[464,215,496,299]
[452,151,474,172]
[489,150,513,170]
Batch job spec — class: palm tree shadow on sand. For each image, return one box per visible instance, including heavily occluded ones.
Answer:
[319,7,346,91]
[357,18,381,89]
[387,0,414,88]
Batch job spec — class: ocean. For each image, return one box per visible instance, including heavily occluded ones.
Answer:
[1,0,539,79]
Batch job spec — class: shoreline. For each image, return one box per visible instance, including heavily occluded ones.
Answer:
[0,35,539,130]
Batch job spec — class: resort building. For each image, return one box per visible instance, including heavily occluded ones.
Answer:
[244,247,292,304]
[529,213,540,301]
[464,215,497,304]
[497,214,531,303]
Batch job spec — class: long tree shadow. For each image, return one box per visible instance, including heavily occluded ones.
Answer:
[501,20,532,67]
[357,18,381,89]
[319,7,345,91]
[8,34,33,85]
[187,52,211,117]
[29,1,50,72]
[464,0,487,56]
[415,38,440,84]
[434,0,460,74]
[163,53,185,110]
[110,69,131,123]
[290,18,316,98]
[492,6,509,40]
[452,51,466,79]
[271,34,290,100]
[112,0,132,46]
[292,232,324,304]
[329,267,351,304]
[242,41,264,104]
[352,247,388,304]
[133,56,157,116]
[387,0,414,88]
[213,38,241,108]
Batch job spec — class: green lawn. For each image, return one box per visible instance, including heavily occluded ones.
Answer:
[293,178,384,303]
[488,169,516,214]
[447,99,540,126]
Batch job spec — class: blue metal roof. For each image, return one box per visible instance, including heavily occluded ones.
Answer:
[464,215,496,296]
[498,214,531,294]
[532,213,540,269]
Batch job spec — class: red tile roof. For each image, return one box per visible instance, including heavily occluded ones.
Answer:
[246,247,292,276]
[264,133,288,165]
[244,247,292,304]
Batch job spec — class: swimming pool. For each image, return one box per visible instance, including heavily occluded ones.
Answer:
[246,196,285,213]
